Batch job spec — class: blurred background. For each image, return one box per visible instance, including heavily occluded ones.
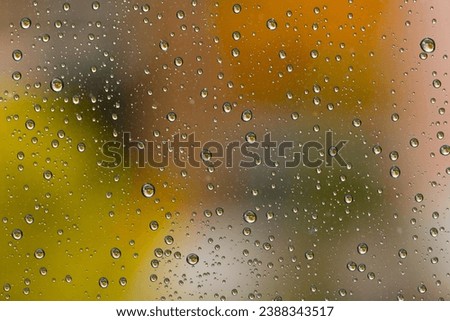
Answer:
[0,0,449,300]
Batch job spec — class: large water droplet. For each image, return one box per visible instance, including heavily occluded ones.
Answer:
[186,253,199,265]
[243,210,257,223]
[357,243,368,255]
[420,37,435,53]
[51,78,64,92]
[20,17,32,29]
[141,183,155,198]
[12,50,23,61]
[266,18,278,30]
[98,277,109,288]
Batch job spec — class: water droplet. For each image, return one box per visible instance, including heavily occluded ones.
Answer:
[389,151,399,161]
[344,194,353,204]
[12,50,23,61]
[119,277,127,286]
[110,247,121,259]
[417,283,427,294]
[20,17,32,29]
[159,40,169,52]
[77,142,86,152]
[174,57,183,67]
[149,274,158,282]
[415,193,424,203]
[149,220,159,231]
[241,109,253,122]
[398,248,407,259]
[164,235,174,245]
[34,248,45,259]
[357,243,368,255]
[25,214,34,224]
[390,166,401,179]
[43,170,53,180]
[338,289,347,297]
[51,78,64,92]
[432,79,441,88]
[372,145,382,155]
[25,119,35,130]
[11,228,23,240]
[305,250,314,260]
[310,50,319,59]
[409,138,419,148]
[352,118,362,127]
[243,210,257,223]
[245,132,257,143]
[167,112,177,122]
[232,4,241,14]
[430,227,438,237]
[439,145,449,156]
[141,183,155,198]
[98,277,109,288]
[347,261,357,271]
[266,18,277,30]
[176,10,185,19]
[12,71,22,81]
[186,253,199,265]
[92,1,100,10]
[367,272,376,280]
[420,37,435,53]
